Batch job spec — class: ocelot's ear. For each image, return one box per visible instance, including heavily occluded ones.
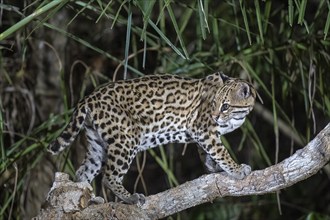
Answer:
[219,72,230,82]
[205,71,230,84]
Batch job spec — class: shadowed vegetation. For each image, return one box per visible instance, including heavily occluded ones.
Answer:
[1,0,330,219]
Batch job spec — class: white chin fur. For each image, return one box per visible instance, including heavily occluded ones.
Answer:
[217,116,246,135]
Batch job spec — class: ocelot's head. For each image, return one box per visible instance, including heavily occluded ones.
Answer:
[212,75,256,132]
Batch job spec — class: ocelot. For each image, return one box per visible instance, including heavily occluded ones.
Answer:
[48,72,256,205]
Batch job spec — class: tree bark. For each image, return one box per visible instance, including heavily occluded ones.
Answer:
[35,122,330,220]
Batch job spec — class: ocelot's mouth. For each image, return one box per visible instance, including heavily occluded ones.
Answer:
[232,109,250,119]
[234,104,254,114]
[248,104,254,112]
[215,107,251,125]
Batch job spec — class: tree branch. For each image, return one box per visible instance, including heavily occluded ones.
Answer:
[36,123,330,220]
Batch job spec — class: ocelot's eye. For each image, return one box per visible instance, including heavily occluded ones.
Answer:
[220,103,230,112]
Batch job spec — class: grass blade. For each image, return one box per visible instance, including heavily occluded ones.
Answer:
[134,0,156,40]
[197,0,209,40]
[298,0,307,24]
[0,0,69,40]
[111,0,128,29]
[254,0,264,43]
[148,20,187,59]
[166,4,189,59]
[324,2,330,39]
[124,4,132,79]
[96,0,113,23]
[178,2,194,34]
[271,71,279,164]
[239,0,252,45]
[0,103,4,162]
[288,0,294,26]
[263,0,272,33]
[212,18,224,55]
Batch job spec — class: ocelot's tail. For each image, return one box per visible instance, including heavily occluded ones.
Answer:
[48,104,87,155]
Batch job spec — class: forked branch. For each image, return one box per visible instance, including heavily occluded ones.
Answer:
[36,123,330,220]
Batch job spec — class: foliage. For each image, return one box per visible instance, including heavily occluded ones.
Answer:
[1,0,330,219]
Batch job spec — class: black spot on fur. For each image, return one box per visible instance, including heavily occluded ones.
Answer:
[49,140,60,152]
[61,132,71,141]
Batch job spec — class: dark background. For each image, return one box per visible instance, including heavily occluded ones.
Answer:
[1,1,330,219]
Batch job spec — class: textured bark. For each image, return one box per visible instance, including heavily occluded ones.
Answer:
[36,122,330,220]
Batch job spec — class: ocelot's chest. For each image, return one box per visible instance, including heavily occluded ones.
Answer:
[138,128,193,151]
[132,106,194,150]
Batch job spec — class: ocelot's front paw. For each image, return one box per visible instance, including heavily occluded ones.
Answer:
[230,164,251,179]
[124,193,146,206]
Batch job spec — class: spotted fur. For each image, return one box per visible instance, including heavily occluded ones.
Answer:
[48,72,256,205]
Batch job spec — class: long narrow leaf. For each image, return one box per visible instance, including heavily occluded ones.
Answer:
[197,0,209,40]
[288,0,294,26]
[263,0,272,33]
[0,0,69,40]
[95,0,113,23]
[134,0,156,40]
[239,0,252,45]
[166,4,189,59]
[178,3,194,34]
[111,0,128,29]
[324,2,330,39]
[148,20,187,59]
[0,105,4,162]
[298,0,307,24]
[254,0,264,43]
[124,5,132,79]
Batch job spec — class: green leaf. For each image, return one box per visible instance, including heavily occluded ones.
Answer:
[324,95,330,113]
[111,0,128,29]
[134,0,156,40]
[148,20,187,59]
[166,3,190,59]
[96,0,114,23]
[324,2,330,39]
[298,0,307,24]
[124,4,132,79]
[178,2,194,34]
[288,0,294,26]
[239,0,252,45]
[0,105,4,162]
[0,0,69,40]
[254,0,264,43]
[263,0,272,33]
[197,0,210,40]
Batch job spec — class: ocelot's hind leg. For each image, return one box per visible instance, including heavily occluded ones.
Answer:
[76,122,105,183]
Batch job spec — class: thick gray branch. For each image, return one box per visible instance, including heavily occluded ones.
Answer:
[36,123,330,220]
